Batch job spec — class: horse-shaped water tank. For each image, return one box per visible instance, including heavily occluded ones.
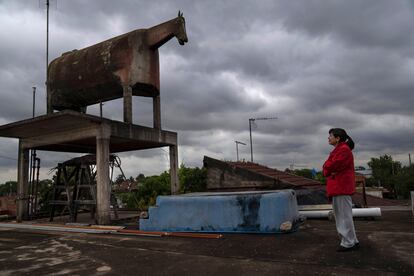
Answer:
[47,11,188,125]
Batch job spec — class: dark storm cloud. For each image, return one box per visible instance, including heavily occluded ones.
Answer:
[276,0,414,52]
[1,0,414,181]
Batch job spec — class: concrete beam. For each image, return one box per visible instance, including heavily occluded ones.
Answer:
[110,124,177,145]
[21,127,99,149]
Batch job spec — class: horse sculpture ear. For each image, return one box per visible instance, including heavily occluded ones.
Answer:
[178,10,183,17]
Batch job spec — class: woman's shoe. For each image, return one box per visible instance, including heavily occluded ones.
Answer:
[336,243,360,252]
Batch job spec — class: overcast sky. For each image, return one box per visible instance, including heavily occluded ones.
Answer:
[1,0,414,182]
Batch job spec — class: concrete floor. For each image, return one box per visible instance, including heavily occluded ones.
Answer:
[0,210,413,275]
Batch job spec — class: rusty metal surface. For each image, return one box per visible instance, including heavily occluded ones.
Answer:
[48,13,187,111]
[60,154,117,166]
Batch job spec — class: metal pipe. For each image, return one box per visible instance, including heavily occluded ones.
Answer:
[0,222,117,234]
[27,151,33,217]
[299,208,382,219]
[248,117,277,163]
[235,141,246,162]
[46,0,49,100]
[33,157,41,216]
[32,87,36,117]
[249,119,253,162]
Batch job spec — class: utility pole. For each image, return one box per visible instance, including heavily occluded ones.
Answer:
[41,0,56,113]
[32,87,36,117]
[409,153,412,167]
[46,0,49,105]
[28,87,37,217]
[235,141,246,162]
[248,117,277,163]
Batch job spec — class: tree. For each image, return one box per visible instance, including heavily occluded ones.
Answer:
[179,164,207,193]
[115,165,208,210]
[368,155,402,195]
[135,173,145,183]
[37,179,53,213]
[290,169,313,179]
[0,181,17,196]
[117,171,171,209]
[391,165,414,199]
[114,174,125,185]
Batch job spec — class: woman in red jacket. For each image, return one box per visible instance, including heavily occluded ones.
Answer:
[323,128,359,252]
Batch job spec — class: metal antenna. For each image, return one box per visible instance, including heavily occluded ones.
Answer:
[235,141,246,162]
[248,117,278,163]
[46,0,50,110]
[32,87,36,117]
[39,0,56,113]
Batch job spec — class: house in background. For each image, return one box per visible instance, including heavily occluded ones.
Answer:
[203,156,395,206]
[0,195,16,217]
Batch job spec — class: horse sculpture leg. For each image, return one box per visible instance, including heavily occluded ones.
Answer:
[123,85,133,123]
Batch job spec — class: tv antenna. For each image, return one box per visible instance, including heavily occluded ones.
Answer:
[248,117,278,162]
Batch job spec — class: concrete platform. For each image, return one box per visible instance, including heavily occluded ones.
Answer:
[140,190,300,233]
[0,210,412,275]
[0,110,180,224]
[0,110,177,153]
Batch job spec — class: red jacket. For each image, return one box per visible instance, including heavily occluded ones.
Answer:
[322,142,355,197]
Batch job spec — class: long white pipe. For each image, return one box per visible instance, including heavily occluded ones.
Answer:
[299,208,381,218]
[352,208,381,217]
[0,223,118,234]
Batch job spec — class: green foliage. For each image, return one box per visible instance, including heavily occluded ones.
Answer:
[116,165,207,210]
[368,155,401,196]
[286,168,326,184]
[179,165,207,193]
[390,165,414,199]
[116,171,171,210]
[0,179,53,214]
[290,169,313,179]
[368,154,413,199]
[314,171,326,184]
[114,174,125,185]
[37,179,53,213]
[135,173,145,183]
[0,181,17,196]
[368,155,401,189]
[365,177,378,187]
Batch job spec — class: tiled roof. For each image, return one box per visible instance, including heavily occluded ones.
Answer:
[228,161,323,188]
[226,161,396,206]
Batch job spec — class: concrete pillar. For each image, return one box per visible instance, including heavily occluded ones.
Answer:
[123,85,132,123]
[169,145,179,194]
[153,95,161,129]
[47,85,52,114]
[96,125,111,225]
[17,140,29,222]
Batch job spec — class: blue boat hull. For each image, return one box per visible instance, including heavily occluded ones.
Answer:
[139,190,300,233]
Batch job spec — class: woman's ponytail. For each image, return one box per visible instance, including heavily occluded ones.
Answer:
[345,134,355,150]
[329,128,355,150]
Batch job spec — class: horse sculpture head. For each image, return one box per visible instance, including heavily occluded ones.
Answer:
[175,11,188,45]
